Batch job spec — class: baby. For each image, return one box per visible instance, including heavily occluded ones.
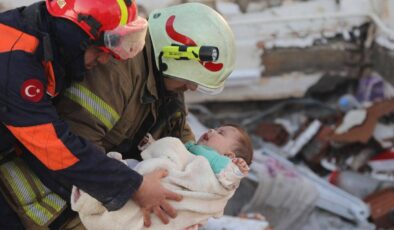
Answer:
[71,124,253,230]
[139,124,252,190]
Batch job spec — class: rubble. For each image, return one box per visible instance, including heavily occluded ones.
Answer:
[329,99,394,143]
[364,188,394,229]
[201,215,269,230]
[254,122,289,146]
[188,73,394,230]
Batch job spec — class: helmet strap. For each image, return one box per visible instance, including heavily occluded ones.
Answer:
[77,13,102,38]
[80,39,95,51]
[151,51,173,98]
[93,34,105,47]
[158,52,168,72]
[124,0,133,6]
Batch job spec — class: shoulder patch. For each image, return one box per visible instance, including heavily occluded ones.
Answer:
[20,79,44,102]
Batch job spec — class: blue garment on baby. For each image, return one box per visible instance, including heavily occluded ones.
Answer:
[185,142,230,174]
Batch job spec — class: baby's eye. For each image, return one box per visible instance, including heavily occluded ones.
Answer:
[214,128,224,135]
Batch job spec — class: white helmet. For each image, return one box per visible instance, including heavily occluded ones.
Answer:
[148,3,236,94]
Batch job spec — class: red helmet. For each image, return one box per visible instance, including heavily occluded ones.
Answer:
[46,0,138,39]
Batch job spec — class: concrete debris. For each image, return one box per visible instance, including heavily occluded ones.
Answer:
[230,150,319,230]
[201,215,269,230]
[180,0,394,228]
[364,188,394,229]
[329,99,394,143]
[282,120,322,157]
[188,82,394,229]
[373,123,394,149]
[329,170,394,199]
[346,148,375,171]
[334,109,367,134]
[302,126,333,170]
[254,122,289,146]
[301,208,375,230]
[306,74,354,99]
[356,71,394,103]
[368,151,394,172]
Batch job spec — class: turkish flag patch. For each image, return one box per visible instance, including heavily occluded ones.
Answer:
[20,79,45,102]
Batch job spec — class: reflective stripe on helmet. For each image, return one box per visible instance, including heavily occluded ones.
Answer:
[116,0,129,26]
[46,0,138,39]
[0,158,66,226]
[64,83,120,130]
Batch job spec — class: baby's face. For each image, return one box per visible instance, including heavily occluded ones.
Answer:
[197,126,241,156]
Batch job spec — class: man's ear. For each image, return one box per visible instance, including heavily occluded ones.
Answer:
[224,151,236,159]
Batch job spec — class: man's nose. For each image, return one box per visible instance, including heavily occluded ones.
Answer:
[187,83,198,91]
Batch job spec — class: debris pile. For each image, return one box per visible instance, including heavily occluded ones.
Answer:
[190,71,394,230]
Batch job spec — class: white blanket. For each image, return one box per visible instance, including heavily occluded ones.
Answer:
[71,137,235,230]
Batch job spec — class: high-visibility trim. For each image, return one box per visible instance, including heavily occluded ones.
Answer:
[64,83,120,130]
[6,124,79,170]
[0,158,66,226]
[116,0,128,25]
[42,61,58,97]
[0,23,38,54]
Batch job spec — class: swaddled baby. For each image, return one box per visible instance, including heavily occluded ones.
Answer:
[71,124,253,230]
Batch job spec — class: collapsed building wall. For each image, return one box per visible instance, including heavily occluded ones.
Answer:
[372,44,394,85]
[262,37,364,78]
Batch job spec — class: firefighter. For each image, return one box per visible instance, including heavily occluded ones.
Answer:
[0,0,182,229]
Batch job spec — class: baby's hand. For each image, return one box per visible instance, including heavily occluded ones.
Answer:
[138,133,155,151]
[232,158,249,176]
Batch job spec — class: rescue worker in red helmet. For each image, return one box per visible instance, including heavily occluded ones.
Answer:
[0,0,180,229]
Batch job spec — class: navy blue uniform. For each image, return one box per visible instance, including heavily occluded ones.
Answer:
[0,4,142,216]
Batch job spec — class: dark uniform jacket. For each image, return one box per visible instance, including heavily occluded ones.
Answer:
[0,3,142,213]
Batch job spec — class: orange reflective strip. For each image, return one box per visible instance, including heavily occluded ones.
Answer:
[0,23,39,53]
[6,124,79,170]
[42,61,58,97]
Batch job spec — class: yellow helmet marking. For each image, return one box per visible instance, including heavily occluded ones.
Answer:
[116,0,129,26]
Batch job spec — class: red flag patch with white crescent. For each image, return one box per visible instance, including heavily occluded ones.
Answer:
[20,79,44,102]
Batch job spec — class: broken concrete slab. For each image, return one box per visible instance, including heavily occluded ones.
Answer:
[329,99,394,143]
[335,109,367,134]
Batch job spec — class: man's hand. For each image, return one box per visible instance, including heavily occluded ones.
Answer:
[132,169,182,227]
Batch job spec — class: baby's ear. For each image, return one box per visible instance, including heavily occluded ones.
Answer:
[224,151,236,159]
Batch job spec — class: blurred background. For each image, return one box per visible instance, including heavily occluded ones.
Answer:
[2,1,394,229]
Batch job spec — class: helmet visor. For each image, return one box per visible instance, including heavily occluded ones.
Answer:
[197,84,224,95]
[103,16,148,60]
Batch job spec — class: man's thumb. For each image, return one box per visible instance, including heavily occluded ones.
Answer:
[155,168,168,178]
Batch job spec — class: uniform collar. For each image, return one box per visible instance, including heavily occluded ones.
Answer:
[140,34,159,104]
